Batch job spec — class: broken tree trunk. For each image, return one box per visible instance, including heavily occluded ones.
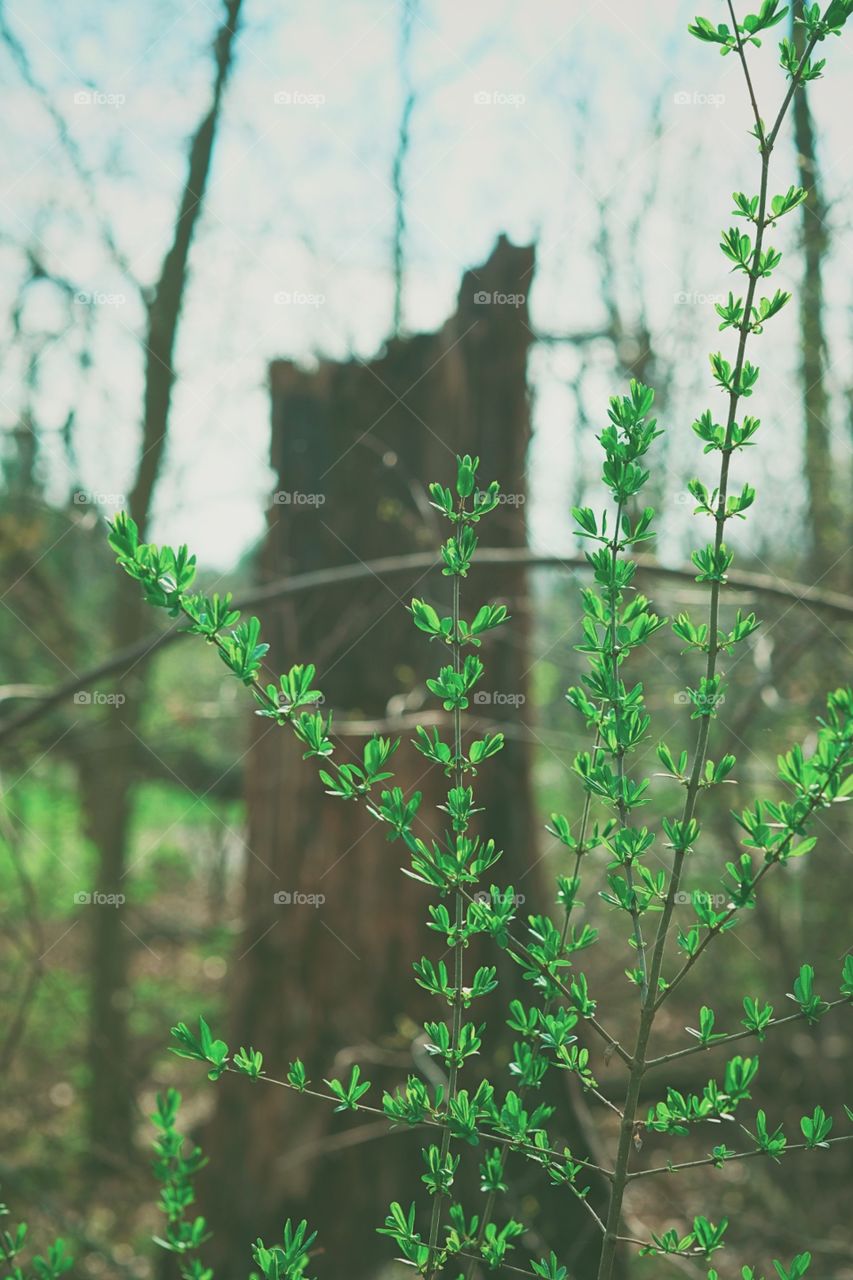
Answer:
[200,236,614,1278]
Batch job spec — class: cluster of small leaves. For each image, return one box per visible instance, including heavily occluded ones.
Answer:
[666,692,853,979]
[151,1084,320,1280]
[690,0,852,63]
[0,1200,72,1280]
[647,1054,760,1134]
[567,379,665,998]
[689,2,786,53]
[403,456,549,1272]
[735,696,853,868]
[706,1256,814,1280]
[150,1088,213,1279]
[641,1214,728,1260]
[169,1015,374,1116]
[252,1220,317,1280]
[171,1014,238,1081]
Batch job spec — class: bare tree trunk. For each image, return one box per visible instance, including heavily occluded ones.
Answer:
[791,0,840,575]
[199,235,623,1278]
[79,736,135,1163]
[201,237,611,1277]
[391,0,418,335]
[83,0,244,1162]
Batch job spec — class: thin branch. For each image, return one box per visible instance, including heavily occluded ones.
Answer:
[3,548,852,745]
[727,0,765,140]
[241,1069,612,1178]
[646,996,851,1069]
[628,1133,853,1183]
[655,747,849,1011]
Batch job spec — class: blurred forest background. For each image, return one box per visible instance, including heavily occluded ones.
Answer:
[1,0,851,1277]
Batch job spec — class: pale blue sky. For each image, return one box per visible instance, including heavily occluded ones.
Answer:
[2,0,852,566]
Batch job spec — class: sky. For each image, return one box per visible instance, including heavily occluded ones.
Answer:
[2,0,852,567]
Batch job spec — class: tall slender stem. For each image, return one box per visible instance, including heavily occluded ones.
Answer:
[464,722,608,1278]
[594,28,819,1279]
[426,570,465,1275]
[608,498,649,1002]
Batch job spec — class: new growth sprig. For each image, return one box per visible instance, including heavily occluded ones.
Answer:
[109,460,623,1277]
[594,6,853,1276]
[149,1087,319,1280]
[150,1087,213,1280]
[0,1200,72,1280]
[417,456,506,1276]
[568,378,665,1004]
[384,457,611,1275]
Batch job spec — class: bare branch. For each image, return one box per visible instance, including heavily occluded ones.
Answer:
[1,546,852,745]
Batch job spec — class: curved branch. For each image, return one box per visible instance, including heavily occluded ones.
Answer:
[2,547,852,746]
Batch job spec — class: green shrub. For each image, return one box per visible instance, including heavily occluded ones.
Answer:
[12,6,852,1280]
